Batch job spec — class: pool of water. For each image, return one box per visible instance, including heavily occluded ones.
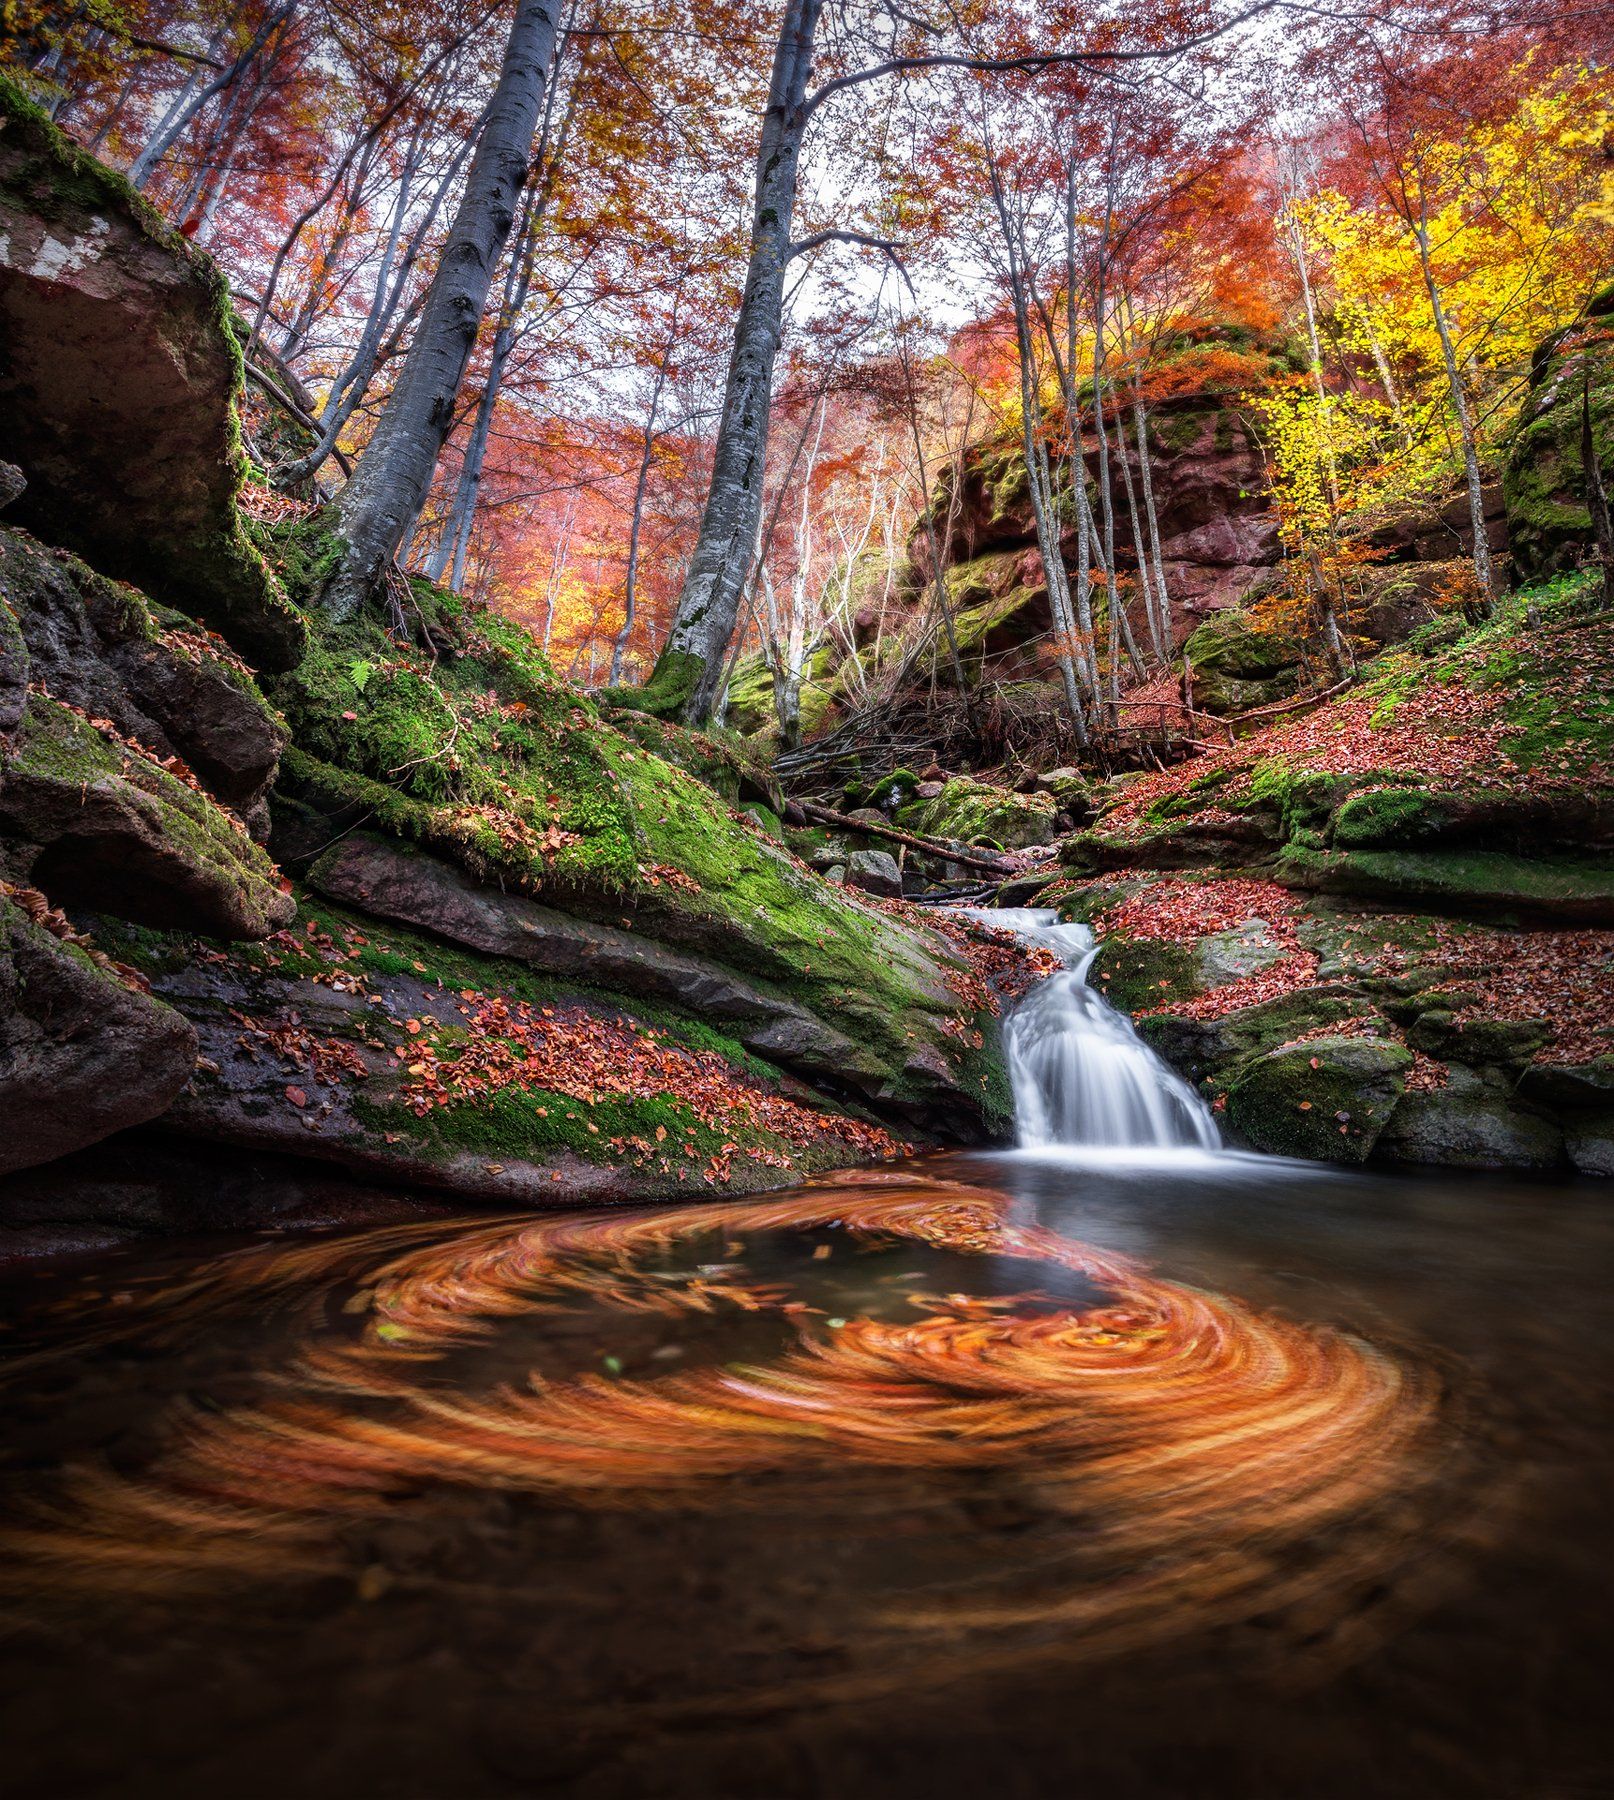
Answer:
[1,1148,1610,1800]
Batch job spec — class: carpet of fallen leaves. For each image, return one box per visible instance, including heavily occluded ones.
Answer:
[1092,878,1300,943]
[1088,876,1614,1068]
[1098,617,1614,839]
[396,991,907,1180]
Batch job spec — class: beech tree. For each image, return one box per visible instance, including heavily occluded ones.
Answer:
[320,0,564,620]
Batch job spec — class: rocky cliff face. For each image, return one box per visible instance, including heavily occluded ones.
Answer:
[911,375,1283,690]
[0,74,303,670]
[1504,284,1614,584]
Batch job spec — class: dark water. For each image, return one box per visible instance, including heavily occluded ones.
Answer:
[0,1148,1610,1800]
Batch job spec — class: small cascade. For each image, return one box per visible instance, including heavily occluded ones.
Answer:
[964,908,1221,1152]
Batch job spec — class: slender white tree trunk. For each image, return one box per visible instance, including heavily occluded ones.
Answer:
[1412,204,1497,608]
[642,0,823,722]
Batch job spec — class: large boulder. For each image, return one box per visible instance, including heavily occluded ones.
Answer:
[1378,1074,1566,1171]
[0,890,196,1174]
[0,75,303,670]
[1183,608,1305,715]
[0,528,291,938]
[1225,1034,1411,1163]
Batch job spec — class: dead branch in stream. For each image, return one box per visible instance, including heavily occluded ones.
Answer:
[796,801,1017,875]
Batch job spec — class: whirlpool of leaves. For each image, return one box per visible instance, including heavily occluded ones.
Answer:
[1,1170,1461,1721]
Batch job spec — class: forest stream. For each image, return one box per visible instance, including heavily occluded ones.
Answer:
[2,923,1610,1800]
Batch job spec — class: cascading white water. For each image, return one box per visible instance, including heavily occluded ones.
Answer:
[961,908,1221,1152]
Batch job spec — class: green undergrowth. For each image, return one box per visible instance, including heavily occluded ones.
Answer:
[243,543,1004,1112]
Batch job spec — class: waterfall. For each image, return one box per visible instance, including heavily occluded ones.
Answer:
[962,908,1221,1153]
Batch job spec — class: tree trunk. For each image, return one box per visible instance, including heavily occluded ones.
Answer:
[1412,206,1497,611]
[640,0,823,723]
[1132,395,1172,654]
[323,0,562,622]
[129,10,289,191]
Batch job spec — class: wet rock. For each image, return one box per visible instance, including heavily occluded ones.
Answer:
[847,848,903,898]
[0,81,303,669]
[1226,1035,1411,1164]
[1379,1073,1565,1171]
[0,459,23,510]
[1564,1115,1614,1178]
[0,895,196,1174]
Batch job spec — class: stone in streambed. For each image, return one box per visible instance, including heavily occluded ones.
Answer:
[847,849,903,898]
[1378,1070,1565,1171]
[1225,1034,1410,1164]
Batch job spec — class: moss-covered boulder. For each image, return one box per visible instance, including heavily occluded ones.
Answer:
[896,775,1057,850]
[0,695,291,936]
[1503,289,1614,584]
[0,74,301,670]
[1184,609,1305,715]
[251,597,1007,1136]
[0,890,196,1174]
[1225,1034,1410,1162]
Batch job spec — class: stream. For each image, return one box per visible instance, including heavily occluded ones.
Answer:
[0,925,1610,1799]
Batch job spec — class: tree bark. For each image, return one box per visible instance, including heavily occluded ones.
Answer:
[323,0,562,622]
[1412,203,1497,610]
[640,0,824,723]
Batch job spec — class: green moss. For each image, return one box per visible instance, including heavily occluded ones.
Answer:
[1225,1035,1411,1163]
[266,602,1005,1116]
[606,648,705,720]
[1089,936,1200,1011]
[1329,783,1452,849]
[1503,319,1614,583]
[896,776,1056,850]
[1278,843,1614,920]
[8,697,287,934]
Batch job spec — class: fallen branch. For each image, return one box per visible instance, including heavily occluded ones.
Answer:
[798,800,1017,875]
[242,362,354,478]
[1224,678,1354,727]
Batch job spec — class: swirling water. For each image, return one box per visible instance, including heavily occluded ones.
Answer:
[0,950,1610,1798]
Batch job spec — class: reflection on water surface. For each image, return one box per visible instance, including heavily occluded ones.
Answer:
[1,1151,1610,1800]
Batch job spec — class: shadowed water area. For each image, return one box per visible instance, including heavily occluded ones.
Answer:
[1,927,1611,1799]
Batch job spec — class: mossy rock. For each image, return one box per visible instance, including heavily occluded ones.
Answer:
[1503,304,1614,584]
[1185,610,1305,715]
[265,602,1007,1127]
[1277,843,1614,925]
[1226,1035,1411,1163]
[896,776,1056,850]
[0,75,302,670]
[0,695,290,938]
